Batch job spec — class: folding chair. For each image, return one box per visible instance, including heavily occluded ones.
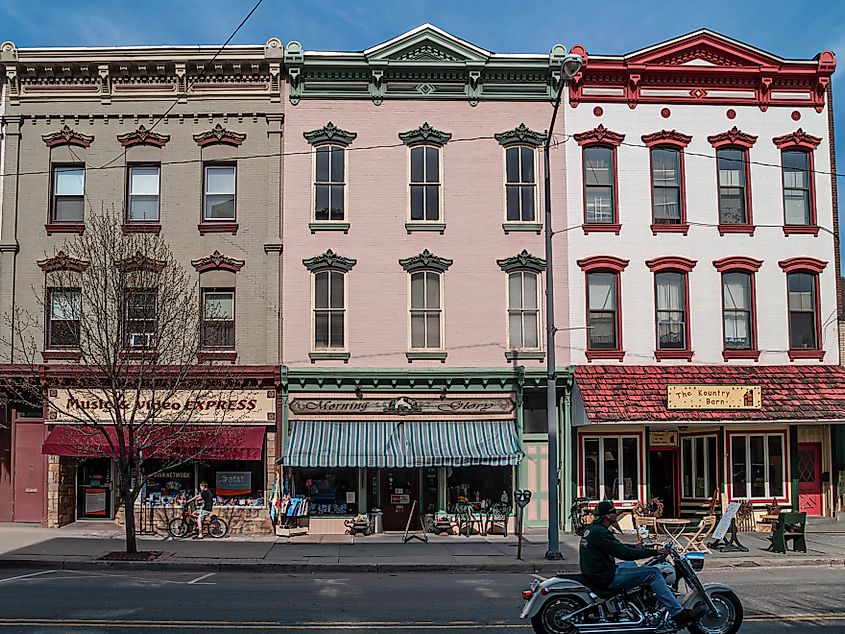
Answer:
[634,516,658,546]
[679,515,717,553]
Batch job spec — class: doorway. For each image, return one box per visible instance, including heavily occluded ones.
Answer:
[12,421,46,523]
[649,449,678,518]
[380,468,419,531]
[76,458,114,519]
[797,442,823,516]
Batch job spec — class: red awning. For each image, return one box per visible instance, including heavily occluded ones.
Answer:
[42,425,265,460]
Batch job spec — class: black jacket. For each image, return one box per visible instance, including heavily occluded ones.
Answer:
[579,520,657,588]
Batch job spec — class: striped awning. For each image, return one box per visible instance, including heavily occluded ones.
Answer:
[280,420,522,468]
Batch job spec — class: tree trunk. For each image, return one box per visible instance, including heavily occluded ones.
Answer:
[123,485,137,554]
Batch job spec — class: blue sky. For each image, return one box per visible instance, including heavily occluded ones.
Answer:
[3,0,845,263]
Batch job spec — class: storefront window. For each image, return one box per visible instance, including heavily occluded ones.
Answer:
[77,458,113,519]
[446,466,512,511]
[522,390,547,434]
[682,435,718,499]
[141,460,194,506]
[730,433,785,499]
[140,459,265,507]
[581,435,640,503]
[295,468,358,516]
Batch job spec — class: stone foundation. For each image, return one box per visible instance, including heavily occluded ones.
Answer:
[46,455,76,527]
[116,505,273,534]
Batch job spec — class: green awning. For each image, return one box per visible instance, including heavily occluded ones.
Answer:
[280,420,522,468]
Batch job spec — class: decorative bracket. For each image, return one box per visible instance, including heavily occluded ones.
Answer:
[191,250,245,273]
[303,122,357,146]
[641,130,693,148]
[116,253,166,273]
[772,128,822,150]
[193,123,246,147]
[573,124,625,147]
[303,249,357,272]
[399,249,453,273]
[494,123,545,147]
[117,125,170,148]
[41,125,94,148]
[707,126,758,149]
[497,250,546,273]
[398,122,452,146]
[37,251,89,273]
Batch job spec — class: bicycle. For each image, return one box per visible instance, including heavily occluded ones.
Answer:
[168,502,228,538]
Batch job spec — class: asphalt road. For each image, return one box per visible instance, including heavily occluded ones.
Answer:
[0,566,842,632]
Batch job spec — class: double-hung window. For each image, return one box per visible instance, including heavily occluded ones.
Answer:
[682,435,718,499]
[125,289,157,348]
[128,165,160,223]
[582,435,640,503]
[313,270,345,350]
[782,150,812,226]
[655,272,687,351]
[507,271,539,349]
[651,148,682,224]
[201,289,235,349]
[47,289,81,349]
[587,272,619,351]
[410,146,440,222]
[717,148,748,225]
[583,146,615,224]
[315,145,345,221]
[730,433,785,500]
[51,165,85,223]
[505,146,536,222]
[203,164,236,221]
[787,272,818,350]
[410,271,442,349]
[723,272,753,350]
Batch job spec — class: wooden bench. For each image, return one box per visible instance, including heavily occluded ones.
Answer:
[768,511,807,554]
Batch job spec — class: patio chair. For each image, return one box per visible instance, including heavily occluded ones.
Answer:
[486,502,511,537]
[634,516,658,546]
[769,511,807,554]
[454,502,485,537]
[679,515,717,553]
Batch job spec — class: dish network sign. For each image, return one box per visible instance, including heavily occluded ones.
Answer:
[47,389,276,424]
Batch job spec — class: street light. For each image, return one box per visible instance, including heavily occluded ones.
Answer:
[543,50,583,560]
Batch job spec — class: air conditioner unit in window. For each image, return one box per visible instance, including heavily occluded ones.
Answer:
[129,332,154,348]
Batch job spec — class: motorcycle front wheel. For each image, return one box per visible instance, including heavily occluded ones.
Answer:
[208,517,229,538]
[531,596,585,634]
[688,590,743,634]
[168,518,189,538]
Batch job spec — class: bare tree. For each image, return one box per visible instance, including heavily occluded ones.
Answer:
[4,206,242,553]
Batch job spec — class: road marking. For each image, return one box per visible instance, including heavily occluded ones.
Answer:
[187,572,216,585]
[0,570,57,584]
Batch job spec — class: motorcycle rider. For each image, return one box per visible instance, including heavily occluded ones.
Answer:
[580,501,706,628]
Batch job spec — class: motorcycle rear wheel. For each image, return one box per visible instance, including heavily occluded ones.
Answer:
[208,517,228,538]
[531,596,585,634]
[168,519,189,538]
[688,590,743,634]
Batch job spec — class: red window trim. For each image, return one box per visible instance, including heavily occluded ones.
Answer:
[775,131,820,233]
[778,257,827,274]
[641,130,692,149]
[718,269,760,361]
[201,162,237,230]
[707,127,758,150]
[49,162,86,228]
[580,142,621,231]
[577,255,630,273]
[643,133,691,234]
[583,269,624,362]
[772,129,822,151]
[780,264,825,360]
[651,268,693,361]
[725,429,790,504]
[577,430,646,505]
[712,256,763,273]
[574,125,626,147]
[200,287,236,352]
[712,145,754,233]
[645,256,697,273]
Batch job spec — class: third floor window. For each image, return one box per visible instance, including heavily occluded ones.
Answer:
[651,148,682,225]
[782,150,812,226]
[583,146,615,224]
[505,146,536,222]
[128,165,160,223]
[204,164,236,221]
[717,148,749,225]
[315,145,345,221]
[51,165,85,223]
[410,145,441,221]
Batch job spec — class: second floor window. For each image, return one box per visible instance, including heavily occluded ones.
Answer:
[314,270,345,349]
[717,148,748,225]
[782,150,812,225]
[125,289,157,348]
[315,145,345,221]
[587,272,619,350]
[505,146,536,222]
[410,146,440,221]
[204,165,236,221]
[723,272,753,350]
[52,165,85,222]
[201,290,235,349]
[47,289,81,348]
[128,165,160,222]
[583,146,615,224]
[507,271,539,349]
[787,272,818,350]
[655,271,687,350]
[410,271,441,349]
[651,148,682,224]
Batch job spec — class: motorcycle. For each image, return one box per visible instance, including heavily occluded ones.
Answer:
[520,544,742,634]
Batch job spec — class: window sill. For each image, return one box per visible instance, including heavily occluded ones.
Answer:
[783,225,820,237]
[723,349,761,361]
[654,349,694,361]
[505,350,545,361]
[45,222,85,236]
[197,350,237,363]
[650,223,690,236]
[198,222,238,235]
[309,222,350,234]
[405,221,446,234]
[309,351,350,363]
[582,223,621,235]
[718,224,755,236]
[41,350,81,362]
[502,222,542,235]
[406,351,447,362]
[585,349,626,362]
[122,223,162,235]
[787,349,825,361]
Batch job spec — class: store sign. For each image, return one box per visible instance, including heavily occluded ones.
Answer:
[667,385,761,410]
[47,389,276,424]
[390,494,411,505]
[289,396,514,416]
[216,471,252,496]
[649,431,678,447]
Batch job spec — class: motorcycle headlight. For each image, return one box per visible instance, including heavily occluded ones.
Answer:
[684,552,705,572]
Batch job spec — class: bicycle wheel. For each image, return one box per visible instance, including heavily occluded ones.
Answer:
[168,518,189,538]
[208,517,228,538]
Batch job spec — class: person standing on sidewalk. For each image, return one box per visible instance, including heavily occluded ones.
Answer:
[579,501,705,628]
[186,482,214,539]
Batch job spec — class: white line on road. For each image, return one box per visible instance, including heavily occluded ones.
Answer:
[0,570,57,584]
[187,572,216,585]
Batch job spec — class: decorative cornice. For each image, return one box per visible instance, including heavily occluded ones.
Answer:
[191,250,245,274]
[707,126,758,149]
[37,251,89,273]
[497,250,546,273]
[115,253,166,273]
[645,256,697,273]
[192,123,246,148]
[778,256,827,274]
[399,249,453,273]
[398,122,452,146]
[41,125,94,148]
[302,249,357,272]
[641,130,692,148]
[712,256,763,273]
[117,125,170,148]
[303,122,357,146]
[772,128,822,150]
[573,125,625,147]
[495,123,545,148]
[576,255,630,273]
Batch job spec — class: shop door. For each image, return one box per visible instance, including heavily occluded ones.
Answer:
[13,422,46,523]
[648,450,678,518]
[797,443,822,516]
[380,468,419,531]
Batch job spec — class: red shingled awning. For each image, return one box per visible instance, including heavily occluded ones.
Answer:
[42,425,265,460]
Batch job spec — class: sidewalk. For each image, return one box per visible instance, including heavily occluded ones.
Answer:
[1,521,844,574]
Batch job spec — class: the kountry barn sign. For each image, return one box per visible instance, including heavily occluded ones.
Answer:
[289,396,515,416]
[47,389,277,424]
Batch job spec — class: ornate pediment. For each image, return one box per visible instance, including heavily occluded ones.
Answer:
[117,125,170,148]
[398,249,453,273]
[192,123,246,148]
[41,125,94,148]
[116,253,166,273]
[772,128,822,150]
[37,251,89,273]
[303,122,357,146]
[495,123,545,148]
[302,249,357,272]
[398,122,452,146]
[497,250,546,273]
[707,126,758,149]
[191,250,245,274]
[626,30,784,68]
[641,130,693,148]
[573,124,625,147]
[364,24,491,65]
